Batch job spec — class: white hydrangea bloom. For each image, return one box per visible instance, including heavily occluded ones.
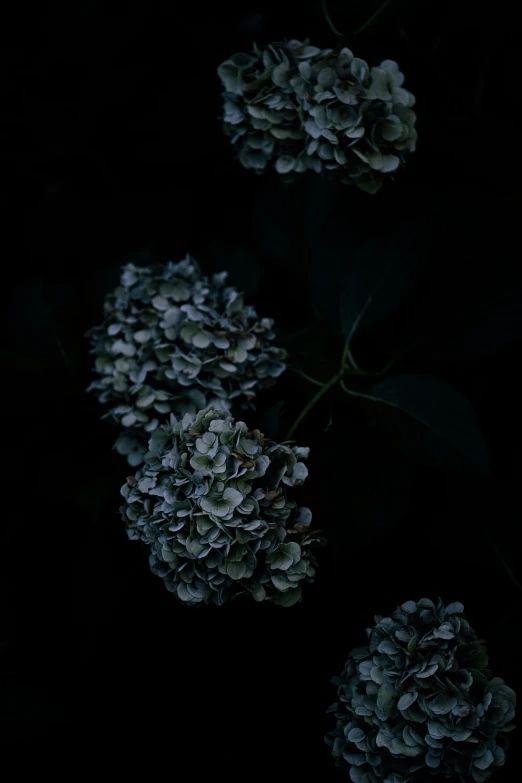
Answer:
[86,255,287,464]
[121,407,325,606]
[325,598,516,782]
[218,39,417,193]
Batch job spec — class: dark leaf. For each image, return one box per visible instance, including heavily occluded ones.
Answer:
[255,175,347,335]
[346,432,415,546]
[254,177,301,268]
[305,175,346,241]
[261,400,285,441]
[200,240,262,298]
[363,374,490,474]
[8,277,76,371]
[389,194,522,367]
[424,272,522,365]
[339,218,427,343]
[307,178,365,335]
[277,321,342,382]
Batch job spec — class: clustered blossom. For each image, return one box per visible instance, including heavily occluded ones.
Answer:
[86,255,287,464]
[217,39,417,193]
[325,598,516,782]
[120,407,326,606]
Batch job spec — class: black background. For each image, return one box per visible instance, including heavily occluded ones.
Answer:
[2,0,520,775]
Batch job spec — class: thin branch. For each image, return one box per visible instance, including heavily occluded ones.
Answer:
[341,338,360,373]
[352,0,396,35]
[324,404,334,432]
[55,336,71,369]
[340,379,373,400]
[288,365,325,388]
[284,371,342,440]
[322,0,344,38]
[341,340,395,378]
[483,529,522,594]
[493,547,522,593]
[371,358,395,377]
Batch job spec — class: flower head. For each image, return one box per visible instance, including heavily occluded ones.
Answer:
[218,40,417,192]
[86,255,287,463]
[325,598,515,782]
[120,407,325,606]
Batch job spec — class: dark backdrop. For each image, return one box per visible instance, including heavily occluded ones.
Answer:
[2,0,520,776]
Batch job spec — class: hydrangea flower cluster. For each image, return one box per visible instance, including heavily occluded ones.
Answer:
[325,598,516,783]
[120,407,326,606]
[86,255,287,464]
[218,39,417,193]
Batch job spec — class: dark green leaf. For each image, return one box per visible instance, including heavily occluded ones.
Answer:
[424,273,522,365]
[261,400,285,441]
[201,240,261,298]
[364,374,490,474]
[277,321,341,383]
[255,175,348,336]
[340,220,427,343]
[254,179,297,268]
[345,432,415,546]
[389,195,522,366]
[307,180,365,335]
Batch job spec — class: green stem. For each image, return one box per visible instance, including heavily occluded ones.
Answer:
[370,358,395,377]
[284,371,343,440]
[494,547,522,593]
[352,0,396,34]
[340,379,373,400]
[341,338,360,373]
[285,337,395,442]
[483,528,522,594]
[288,365,325,388]
[341,339,395,378]
[321,0,344,38]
